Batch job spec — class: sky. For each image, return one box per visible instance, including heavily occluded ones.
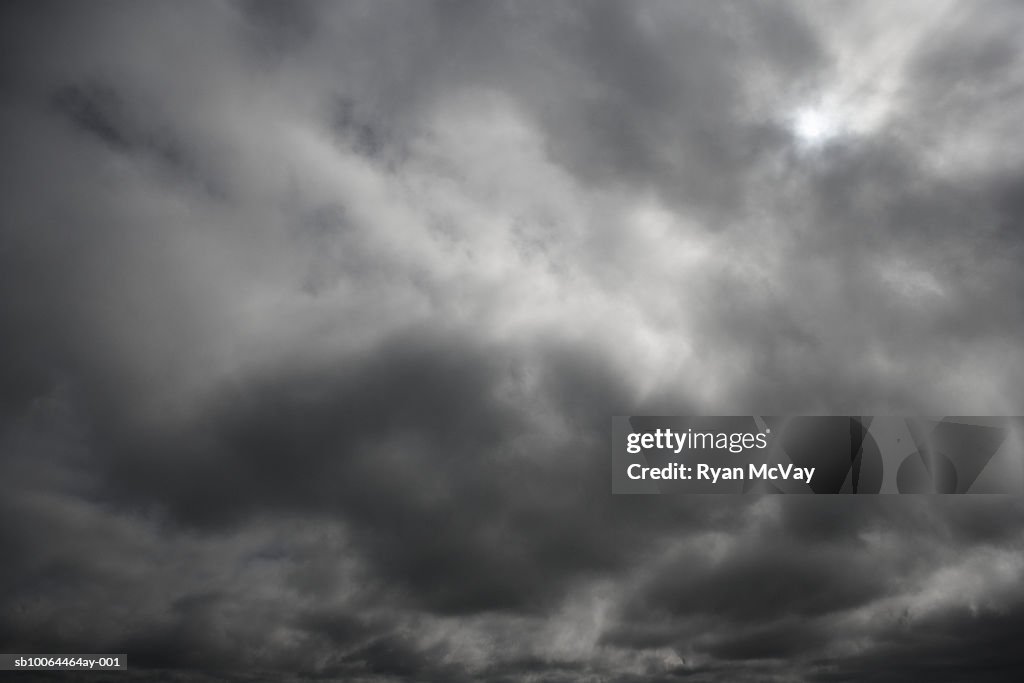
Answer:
[2,1,1024,681]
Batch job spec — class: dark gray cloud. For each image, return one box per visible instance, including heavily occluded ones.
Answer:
[2,1,1024,681]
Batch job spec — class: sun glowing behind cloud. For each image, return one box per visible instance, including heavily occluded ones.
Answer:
[790,104,843,148]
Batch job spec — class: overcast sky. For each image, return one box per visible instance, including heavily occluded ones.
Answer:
[2,1,1024,681]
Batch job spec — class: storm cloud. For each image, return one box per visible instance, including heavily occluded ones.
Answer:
[2,1,1024,681]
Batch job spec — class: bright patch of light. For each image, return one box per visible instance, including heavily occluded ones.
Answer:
[791,106,840,148]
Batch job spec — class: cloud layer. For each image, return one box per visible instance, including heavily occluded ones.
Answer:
[2,1,1024,680]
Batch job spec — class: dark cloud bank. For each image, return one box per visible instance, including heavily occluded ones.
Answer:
[2,1,1024,681]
